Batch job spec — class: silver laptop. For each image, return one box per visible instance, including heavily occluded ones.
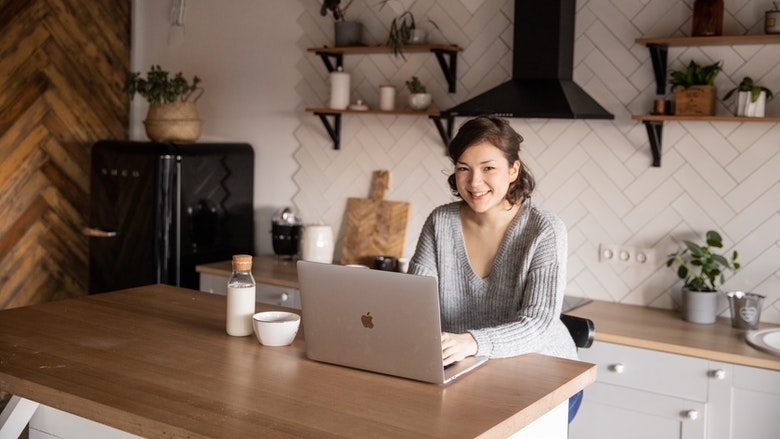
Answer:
[296,260,488,384]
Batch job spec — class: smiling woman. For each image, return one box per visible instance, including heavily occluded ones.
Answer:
[407,115,583,421]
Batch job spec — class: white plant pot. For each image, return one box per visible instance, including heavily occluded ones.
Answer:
[735,90,766,117]
[408,93,432,111]
[681,288,719,324]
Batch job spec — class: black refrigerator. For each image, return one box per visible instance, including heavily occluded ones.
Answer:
[86,141,254,294]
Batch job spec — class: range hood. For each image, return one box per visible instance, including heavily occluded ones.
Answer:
[444,0,613,120]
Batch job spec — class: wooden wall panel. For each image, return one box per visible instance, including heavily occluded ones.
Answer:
[0,0,130,309]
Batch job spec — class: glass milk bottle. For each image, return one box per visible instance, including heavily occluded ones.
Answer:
[226,254,255,336]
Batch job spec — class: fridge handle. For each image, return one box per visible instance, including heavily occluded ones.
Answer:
[82,227,119,238]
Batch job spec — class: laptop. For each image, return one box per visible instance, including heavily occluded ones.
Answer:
[296,260,488,384]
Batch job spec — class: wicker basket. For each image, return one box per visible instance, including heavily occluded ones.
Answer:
[144,102,202,143]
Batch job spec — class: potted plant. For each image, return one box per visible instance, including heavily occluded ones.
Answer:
[666,230,740,324]
[320,0,360,47]
[723,76,774,117]
[124,65,203,143]
[668,60,722,116]
[379,2,441,59]
[405,76,432,111]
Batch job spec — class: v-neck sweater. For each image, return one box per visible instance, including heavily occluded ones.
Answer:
[408,201,577,360]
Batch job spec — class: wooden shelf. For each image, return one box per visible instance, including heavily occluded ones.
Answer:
[635,34,780,46]
[632,114,780,167]
[306,107,441,117]
[632,114,780,122]
[633,34,780,167]
[306,44,462,150]
[305,108,454,150]
[306,44,463,55]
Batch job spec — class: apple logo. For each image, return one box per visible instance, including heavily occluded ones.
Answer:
[361,312,374,329]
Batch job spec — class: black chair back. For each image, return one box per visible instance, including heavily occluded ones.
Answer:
[560,314,595,349]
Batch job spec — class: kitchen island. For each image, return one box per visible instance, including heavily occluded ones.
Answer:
[0,284,596,438]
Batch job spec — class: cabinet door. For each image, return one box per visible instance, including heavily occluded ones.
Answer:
[569,382,705,439]
[730,363,780,439]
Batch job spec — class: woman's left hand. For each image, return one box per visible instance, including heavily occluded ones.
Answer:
[441,332,478,365]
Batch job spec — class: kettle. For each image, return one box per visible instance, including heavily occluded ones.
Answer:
[271,207,302,258]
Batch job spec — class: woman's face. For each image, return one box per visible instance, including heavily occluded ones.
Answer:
[454,141,520,214]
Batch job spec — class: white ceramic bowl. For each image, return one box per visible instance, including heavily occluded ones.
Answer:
[252,311,301,346]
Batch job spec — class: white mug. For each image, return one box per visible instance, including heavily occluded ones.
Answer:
[301,225,334,263]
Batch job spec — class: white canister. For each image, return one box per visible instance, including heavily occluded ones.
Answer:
[301,225,334,263]
[329,67,350,110]
[379,85,396,111]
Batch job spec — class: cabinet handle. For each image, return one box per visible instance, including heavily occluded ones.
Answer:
[608,363,625,374]
[709,369,726,380]
[683,409,699,420]
[280,292,289,302]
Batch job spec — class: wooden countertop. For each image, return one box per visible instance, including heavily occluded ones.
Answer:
[196,255,299,288]
[0,284,595,438]
[567,300,780,371]
[199,257,780,371]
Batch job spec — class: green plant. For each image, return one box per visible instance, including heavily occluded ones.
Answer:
[723,76,774,103]
[320,0,353,21]
[124,65,202,106]
[379,1,440,59]
[666,230,740,292]
[405,76,427,94]
[668,60,723,89]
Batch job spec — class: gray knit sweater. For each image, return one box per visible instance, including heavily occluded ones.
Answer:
[408,201,577,361]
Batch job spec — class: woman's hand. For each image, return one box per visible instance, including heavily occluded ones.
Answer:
[441,332,478,365]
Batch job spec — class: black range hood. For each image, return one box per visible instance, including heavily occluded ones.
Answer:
[444,0,613,120]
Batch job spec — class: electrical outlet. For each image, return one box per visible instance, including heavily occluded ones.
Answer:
[599,244,655,266]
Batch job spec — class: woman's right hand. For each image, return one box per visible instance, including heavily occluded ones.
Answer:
[441,331,478,365]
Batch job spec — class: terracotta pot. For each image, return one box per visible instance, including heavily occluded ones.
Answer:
[144,102,202,143]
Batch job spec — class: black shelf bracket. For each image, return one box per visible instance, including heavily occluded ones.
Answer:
[313,111,342,149]
[431,48,459,93]
[314,51,344,72]
[642,120,663,167]
[430,114,455,146]
[647,43,668,95]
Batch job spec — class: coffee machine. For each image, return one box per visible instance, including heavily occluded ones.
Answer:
[271,207,302,258]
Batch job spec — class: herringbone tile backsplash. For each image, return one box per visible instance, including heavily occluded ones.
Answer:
[294,0,780,323]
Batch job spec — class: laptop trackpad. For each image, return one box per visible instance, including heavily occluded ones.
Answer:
[443,356,489,383]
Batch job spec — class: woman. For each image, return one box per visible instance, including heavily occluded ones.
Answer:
[407,116,581,420]
[407,115,577,363]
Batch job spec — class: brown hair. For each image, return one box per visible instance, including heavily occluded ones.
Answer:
[446,116,535,205]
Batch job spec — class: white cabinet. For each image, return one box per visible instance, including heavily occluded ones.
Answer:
[707,361,780,439]
[199,272,301,309]
[569,341,780,439]
[570,342,707,439]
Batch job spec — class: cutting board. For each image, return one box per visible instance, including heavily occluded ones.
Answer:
[340,170,410,266]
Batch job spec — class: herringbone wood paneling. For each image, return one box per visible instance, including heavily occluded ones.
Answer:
[0,0,130,309]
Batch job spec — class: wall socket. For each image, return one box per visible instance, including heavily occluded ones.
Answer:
[598,244,655,266]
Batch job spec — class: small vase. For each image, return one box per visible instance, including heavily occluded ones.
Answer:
[408,93,432,111]
[681,288,719,324]
[735,90,766,117]
[692,0,724,36]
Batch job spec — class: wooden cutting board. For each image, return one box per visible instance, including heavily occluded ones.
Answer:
[340,170,410,266]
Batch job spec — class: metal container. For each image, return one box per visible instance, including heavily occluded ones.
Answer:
[726,291,765,330]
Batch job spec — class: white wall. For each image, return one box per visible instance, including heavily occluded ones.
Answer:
[132,0,780,324]
[131,0,303,254]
